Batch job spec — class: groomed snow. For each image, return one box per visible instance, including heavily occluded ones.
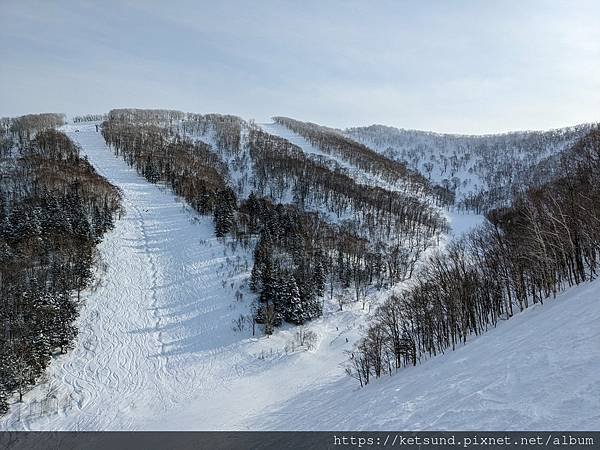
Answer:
[0,123,364,430]
[1,124,598,431]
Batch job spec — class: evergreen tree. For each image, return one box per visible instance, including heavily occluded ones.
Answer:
[214,188,236,238]
[258,259,283,328]
[282,275,304,324]
[313,255,326,298]
[249,232,272,292]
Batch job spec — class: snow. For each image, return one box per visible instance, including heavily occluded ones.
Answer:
[1,123,598,431]
[259,122,418,195]
[248,277,600,431]
[0,123,367,430]
[444,209,486,238]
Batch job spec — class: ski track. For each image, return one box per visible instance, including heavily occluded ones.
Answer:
[0,124,368,431]
[0,123,256,430]
[1,123,598,431]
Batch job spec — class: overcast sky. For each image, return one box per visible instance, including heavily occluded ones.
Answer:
[1,0,599,133]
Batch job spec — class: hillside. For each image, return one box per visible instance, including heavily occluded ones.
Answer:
[0,115,598,432]
[249,276,600,430]
[346,124,594,212]
[0,121,408,430]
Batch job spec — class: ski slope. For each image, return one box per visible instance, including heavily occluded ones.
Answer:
[0,123,367,430]
[250,277,600,430]
[0,123,257,429]
[1,123,598,431]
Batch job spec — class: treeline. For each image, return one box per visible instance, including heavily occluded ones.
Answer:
[107,108,186,124]
[72,114,107,123]
[273,117,439,200]
[0,121,121,412]
[6,113,66,142]
[348,123,593,213]
[105,108,244,155]
[107,109,244,154]
[349,127,600,386]
[181,113,243,153]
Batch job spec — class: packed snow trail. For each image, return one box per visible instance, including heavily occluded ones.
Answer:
[0,123,257,429]
[0,123,366,430]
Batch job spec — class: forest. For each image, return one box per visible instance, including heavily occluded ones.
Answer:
[273,117,443,199]
[0,114,122,412]
[100,109,447,335]
[248,126,447,278]
[348,127,600,386]
[72,114,107,123]
[3,108,597,414]
[348,123,593,213]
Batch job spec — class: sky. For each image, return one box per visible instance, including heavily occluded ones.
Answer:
[1,0,599,134]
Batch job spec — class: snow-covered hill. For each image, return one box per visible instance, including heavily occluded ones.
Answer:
[0,123,372,430]
[346,124,594,212]
[249,276,600,430]
[262,121,483,238]
[1,122,597,431]
[260,122,406,194]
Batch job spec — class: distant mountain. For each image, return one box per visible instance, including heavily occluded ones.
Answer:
[346,123,596,213]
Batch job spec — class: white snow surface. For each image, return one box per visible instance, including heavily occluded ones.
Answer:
[249,278,600,431]
[1,124,598,430]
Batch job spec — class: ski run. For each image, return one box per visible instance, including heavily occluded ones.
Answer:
[1,123,598,431]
